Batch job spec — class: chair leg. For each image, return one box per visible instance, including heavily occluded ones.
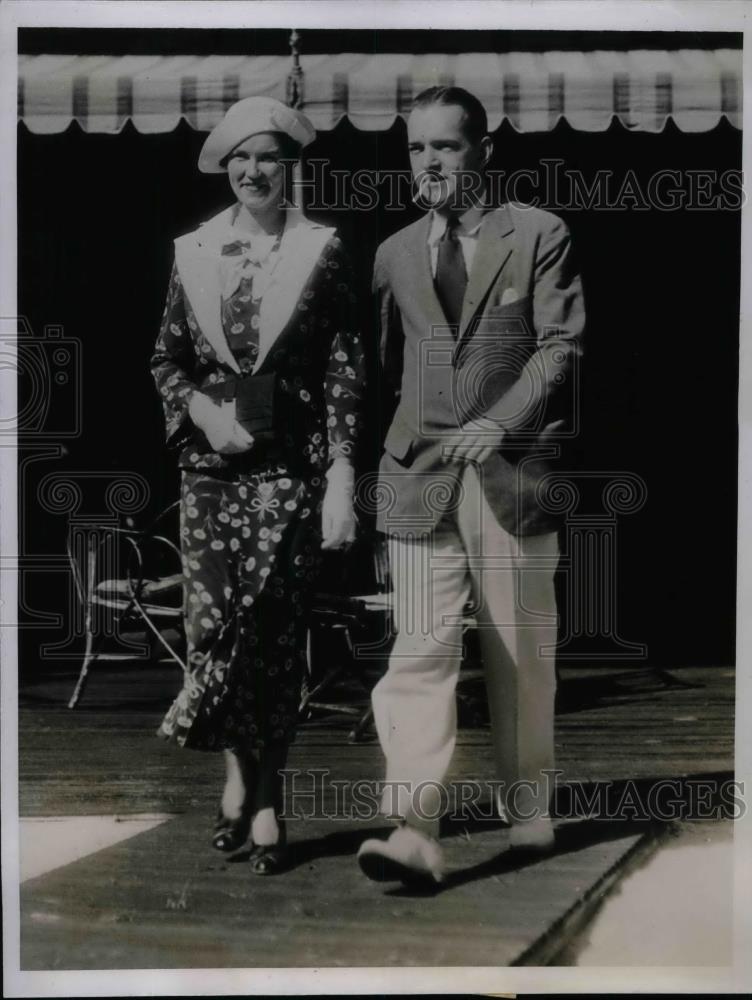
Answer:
[69,536,100,709]
[348,705,374,744]
[299,666,344,714]
[300,625,344,715]
[134,600,187,672]
[68,628,104,708]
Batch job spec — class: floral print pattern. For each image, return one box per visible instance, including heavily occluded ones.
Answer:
[150,235,364,478]
[158,470,320,751]
[151,227,365,752]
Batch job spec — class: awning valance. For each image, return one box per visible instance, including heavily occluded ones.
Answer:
[18,49,742,135]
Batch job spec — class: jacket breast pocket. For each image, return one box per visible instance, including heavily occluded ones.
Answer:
[486,294,531,319]
[487,293,530,315]
[481,295,534,340]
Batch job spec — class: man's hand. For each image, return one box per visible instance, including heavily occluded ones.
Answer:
[441,416,507,465]
[188,392,255,455]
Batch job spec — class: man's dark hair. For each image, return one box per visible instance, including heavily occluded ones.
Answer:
[412,86,489,143]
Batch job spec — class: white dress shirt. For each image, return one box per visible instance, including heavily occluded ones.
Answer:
[427,202,488,279]
[427,203,506,433]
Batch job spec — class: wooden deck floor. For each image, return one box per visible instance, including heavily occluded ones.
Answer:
[17,663,735,969]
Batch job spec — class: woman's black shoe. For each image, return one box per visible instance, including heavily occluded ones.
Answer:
[248,820,288,875]
[212,807,252,853]
[248,842,289,875]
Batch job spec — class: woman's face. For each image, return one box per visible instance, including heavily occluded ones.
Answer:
[226,132,289,215]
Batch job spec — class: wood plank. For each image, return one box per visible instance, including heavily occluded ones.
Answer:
[16,663,734,968]
[20,811,647,969]
[20,665,734,816]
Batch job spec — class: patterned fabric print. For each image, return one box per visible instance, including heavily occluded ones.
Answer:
[220,234,282,374]
[158,470,322,752]
[151,225,365,752]
[150,235,365,477]
[315,241,363,467]
[152,263,199,449]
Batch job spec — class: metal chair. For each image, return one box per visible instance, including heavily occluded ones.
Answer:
[301,536,393,742]
[66,501,186,708]
[66,505,392,726]
[66,507,485,740]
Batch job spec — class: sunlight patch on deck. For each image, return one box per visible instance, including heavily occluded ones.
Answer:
[20,815,174,883]
[575,827,733,965]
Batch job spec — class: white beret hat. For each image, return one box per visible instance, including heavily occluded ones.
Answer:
[198,96,316,173]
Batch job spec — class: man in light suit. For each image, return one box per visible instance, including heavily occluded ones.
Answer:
[357,86,585,885]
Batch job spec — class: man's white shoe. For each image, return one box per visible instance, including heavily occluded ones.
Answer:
[509,816,555,854]
[357,825,445,885]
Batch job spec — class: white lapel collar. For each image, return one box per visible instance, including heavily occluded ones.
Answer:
[255,207,335,371]
[173,205,336,377]
[173,205,241,374]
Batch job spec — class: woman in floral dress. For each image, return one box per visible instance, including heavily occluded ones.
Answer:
[150,97,365,874]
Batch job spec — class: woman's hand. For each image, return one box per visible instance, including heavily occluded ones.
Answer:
[321,459,357,550]
[189,392,254,455]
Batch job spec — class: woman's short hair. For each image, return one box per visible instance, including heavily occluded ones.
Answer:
[412,86,489,143]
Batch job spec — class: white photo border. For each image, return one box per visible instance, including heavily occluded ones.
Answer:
[2,1,751,995]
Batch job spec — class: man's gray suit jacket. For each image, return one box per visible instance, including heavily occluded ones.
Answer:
[374,202,586,537]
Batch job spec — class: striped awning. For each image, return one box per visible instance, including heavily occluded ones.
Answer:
[18,49,742,135]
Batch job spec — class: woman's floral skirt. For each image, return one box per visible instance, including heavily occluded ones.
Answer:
[158,467,322,752]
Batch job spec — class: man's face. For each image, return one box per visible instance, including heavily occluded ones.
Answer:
[407,103,490,213]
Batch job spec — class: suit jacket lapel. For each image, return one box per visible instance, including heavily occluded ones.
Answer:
[456,205,516,351]
[173,206,241,374]
[400,215,450,333]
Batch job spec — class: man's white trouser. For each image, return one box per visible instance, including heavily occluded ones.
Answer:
[372,465,560,838]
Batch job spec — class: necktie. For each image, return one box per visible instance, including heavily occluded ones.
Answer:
[435,215,468,330]
[220,233,281,367]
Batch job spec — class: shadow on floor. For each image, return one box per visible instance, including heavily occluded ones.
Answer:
[223,766,737,898]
